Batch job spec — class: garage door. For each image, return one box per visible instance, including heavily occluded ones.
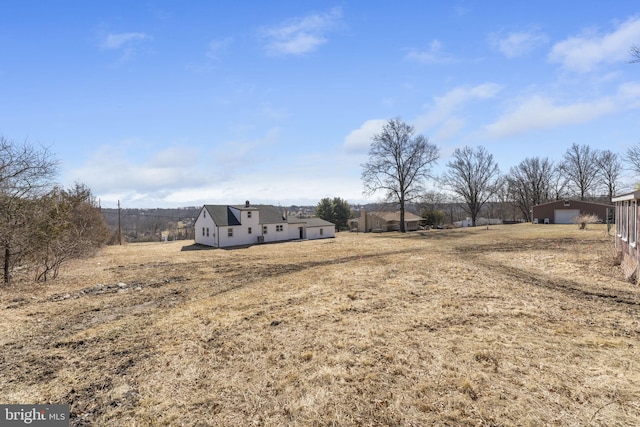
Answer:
[554,209,580,224]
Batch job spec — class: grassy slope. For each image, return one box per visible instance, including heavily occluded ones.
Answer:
[1,224,639,426]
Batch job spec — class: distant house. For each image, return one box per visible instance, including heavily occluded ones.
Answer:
[352,209,422,232]
[612,191,639,281]
[454,217,502,227]
[194,201,335,248]
[531,200,613,224]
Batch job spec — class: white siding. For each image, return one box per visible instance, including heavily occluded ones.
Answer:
[194,209,218,247]
[288,224,305,240]
[261,223,290,243]
[306,225,335,240]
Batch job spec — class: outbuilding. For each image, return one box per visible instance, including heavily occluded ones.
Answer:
[612,191,640,281]
[530,200,613,224]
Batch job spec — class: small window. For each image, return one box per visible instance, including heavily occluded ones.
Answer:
[263,226,268,234]
[632,201,637,246]
[248,227,252,234]
[202,227,205,237]
[228,228,233,237]
[206,228,209,237]
[204,210,206,218]
[276,225,283,232]
[247,211,252,218]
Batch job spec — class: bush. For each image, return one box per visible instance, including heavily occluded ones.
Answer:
[573,213,601,230]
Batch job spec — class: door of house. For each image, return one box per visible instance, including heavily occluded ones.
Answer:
[299,227,304,239]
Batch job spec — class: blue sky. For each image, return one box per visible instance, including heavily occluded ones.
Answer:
[2,1,640,208]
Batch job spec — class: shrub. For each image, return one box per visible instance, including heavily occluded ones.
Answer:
[573,213,601,230]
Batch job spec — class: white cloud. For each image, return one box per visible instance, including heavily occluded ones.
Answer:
[73,141,371,208]
[405,39,455,63]
[343,119,386,154]
[66,144,209,204]
[433,117,465,141]
[99,32,150,63]
[549,16,640,72]
[101,32,149,50]
[484,82,640,138]
[261,7,342,56]
[489,30,548,58]
[212,128,282,170]
[206,37,233,60]
[414,83,502,136]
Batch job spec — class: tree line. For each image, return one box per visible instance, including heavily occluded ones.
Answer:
[1,137,109,284]
[350,118,636,231]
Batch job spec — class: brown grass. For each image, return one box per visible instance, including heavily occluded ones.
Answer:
[2,224,640,426]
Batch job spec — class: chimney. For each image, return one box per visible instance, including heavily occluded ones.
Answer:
[245,200,250,207]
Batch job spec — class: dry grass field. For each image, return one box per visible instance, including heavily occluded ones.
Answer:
[1,224,639,426]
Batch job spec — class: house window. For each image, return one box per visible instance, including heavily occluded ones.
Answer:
[632,201,637,246]
[202,227,205,237]
[204,210,206,218]
[623,201,629,241]
[248,211,252,218]
[263,226,268,234]
[617,203,622,237]
[206,228,209,237]
[248,227,252,234]
[276,225,283,232]
[228,228,233,237]
[320,228,323,236]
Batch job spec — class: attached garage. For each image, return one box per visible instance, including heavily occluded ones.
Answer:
[554,209,580,224]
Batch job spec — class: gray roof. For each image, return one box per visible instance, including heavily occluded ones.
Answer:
[253,205,287,224]
[202,204,286,226]
[290,217,335,227]
[202,205,240,226]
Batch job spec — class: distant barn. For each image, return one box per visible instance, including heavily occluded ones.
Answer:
[530,200,612,224]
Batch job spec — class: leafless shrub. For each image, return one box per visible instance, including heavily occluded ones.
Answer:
[573,213,601,230]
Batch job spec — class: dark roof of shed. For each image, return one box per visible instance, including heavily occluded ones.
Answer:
[531,199,613,209]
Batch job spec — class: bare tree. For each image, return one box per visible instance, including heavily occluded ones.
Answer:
[441,146,501,227]
[561,143,599,201]
[596,150,622,202]
[630,44,640,63]
[0,137,58,284]
[550,164,570,200]
[506,157,556,221]
[31,183,109,281]
[361,118,439,232]
[624,143,640,177]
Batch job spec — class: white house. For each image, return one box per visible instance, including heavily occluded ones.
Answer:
[194,201,336,248]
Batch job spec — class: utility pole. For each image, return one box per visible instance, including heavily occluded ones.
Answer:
[118,200,122,245]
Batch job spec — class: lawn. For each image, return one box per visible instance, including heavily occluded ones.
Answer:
[1,224,639,426]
